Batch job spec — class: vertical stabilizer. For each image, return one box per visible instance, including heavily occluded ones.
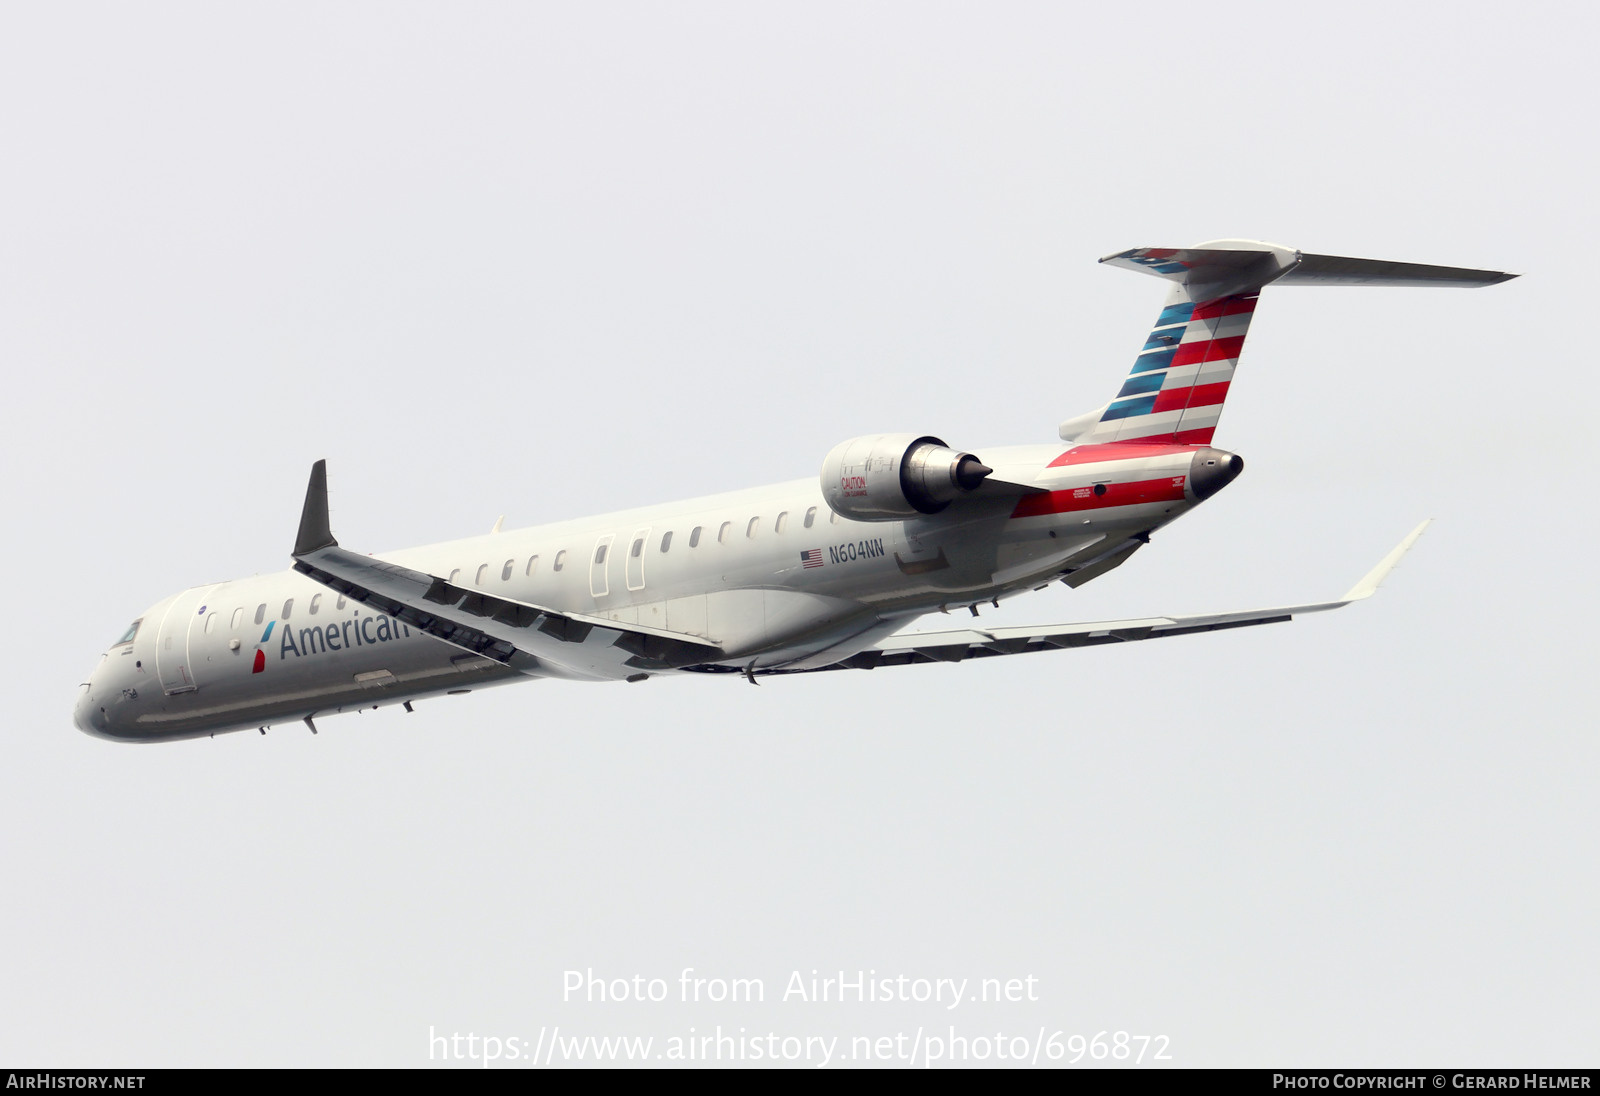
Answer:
[1063,240,1516,446]
[1079,282,1258,445]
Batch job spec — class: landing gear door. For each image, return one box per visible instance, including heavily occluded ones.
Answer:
[154,585,216,694]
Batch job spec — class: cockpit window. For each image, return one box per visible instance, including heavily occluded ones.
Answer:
[113,620,140,646]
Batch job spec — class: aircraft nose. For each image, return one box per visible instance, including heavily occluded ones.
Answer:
[1188,447,1245,500]
[73,682,103,736]
[73,665,134,741]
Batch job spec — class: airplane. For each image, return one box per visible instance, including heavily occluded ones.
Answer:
[73,239,1515,743]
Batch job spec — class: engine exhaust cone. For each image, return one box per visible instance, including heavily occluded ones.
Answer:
[956,457,993,490]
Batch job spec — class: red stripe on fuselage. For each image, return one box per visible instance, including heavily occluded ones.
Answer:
[1047,442,1200,467]
[1114,427,1219,445]
[1010,475,1188,519]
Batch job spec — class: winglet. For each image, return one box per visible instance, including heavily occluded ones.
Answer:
[1341,520,1430,602]
[293,459,338,557]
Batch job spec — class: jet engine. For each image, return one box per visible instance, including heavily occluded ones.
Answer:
[820,434,993,521]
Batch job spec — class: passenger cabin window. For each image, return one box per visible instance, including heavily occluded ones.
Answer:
[554,550,567,571]
[204,613,218,634]
[309,593,321,615]
[660,531,673,553]
[475,564,489,585]
[282,598,294,620]
[502,559,514,581]
[336,596,346,610]
[448,568,460,583]
[830,511,841,524]
[230,608,243,629]
[631,537,643,558]
[594,543,607,565]
[255,604,266,625]
[804,507,817,528]
[717,522,731,544]
[775,511,788,534]
[690,526,702,548]
[747,517,760,538]
[525,555,539,576]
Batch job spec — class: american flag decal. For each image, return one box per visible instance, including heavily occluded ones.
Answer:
[800,549,823,569]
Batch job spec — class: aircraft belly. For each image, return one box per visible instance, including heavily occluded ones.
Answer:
[748,615,910,671]
[666,595,708,638]
[989,531,1107,587]
[635,600,668,630]
[134,660,524,740]
[700,589,876,662]
[135,632,524,739]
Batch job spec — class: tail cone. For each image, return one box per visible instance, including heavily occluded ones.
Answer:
[1189,448,1244,500]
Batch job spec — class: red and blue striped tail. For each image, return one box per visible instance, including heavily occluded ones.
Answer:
[1073,238,1516,447]
[1078,287,1257,446]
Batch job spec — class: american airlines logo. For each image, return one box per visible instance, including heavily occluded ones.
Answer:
[278,613,413,660]
[250,614,415,674]
[252,621,275,673]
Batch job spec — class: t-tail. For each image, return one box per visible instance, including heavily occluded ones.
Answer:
[1062,239,1517,446]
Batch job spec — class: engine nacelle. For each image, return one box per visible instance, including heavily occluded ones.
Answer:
[820,434,993,521]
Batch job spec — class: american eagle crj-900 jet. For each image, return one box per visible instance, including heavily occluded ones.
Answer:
[74,240,1514,743]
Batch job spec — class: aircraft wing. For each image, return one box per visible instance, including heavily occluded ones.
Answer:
[781,521,1429,673]
[290,461,722,679]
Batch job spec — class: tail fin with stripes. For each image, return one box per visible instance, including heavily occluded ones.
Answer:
[1064,240,1515,446]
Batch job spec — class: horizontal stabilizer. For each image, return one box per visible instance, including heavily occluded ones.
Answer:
[1275,253,1517,289]
[1100,239,1516,300]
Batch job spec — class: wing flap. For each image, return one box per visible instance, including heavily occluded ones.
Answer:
[780,522,1429,674]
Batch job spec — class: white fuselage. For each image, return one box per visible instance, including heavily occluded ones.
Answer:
[76,441,1216,742]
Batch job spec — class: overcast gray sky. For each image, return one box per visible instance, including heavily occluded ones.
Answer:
[2,0,1593,1068]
